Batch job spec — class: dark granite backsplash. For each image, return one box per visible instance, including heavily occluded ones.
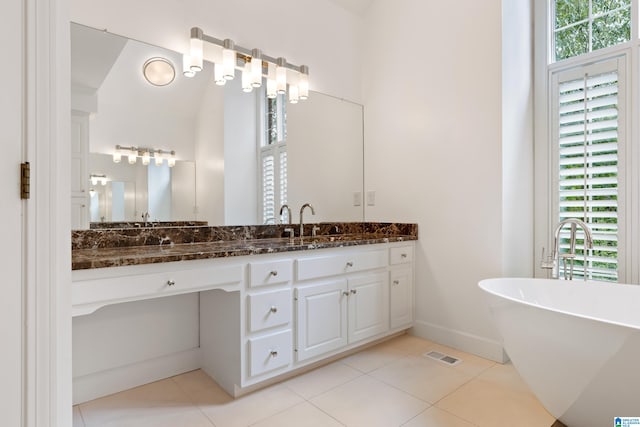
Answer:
[72,222,418,250]
[89,221,209,229]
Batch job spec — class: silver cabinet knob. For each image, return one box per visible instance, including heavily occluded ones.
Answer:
[270,306,278,314]
[270,350,278,357]
[270,270,278,277]
[346,261,354,267]
[350,289,357,295]
[167,280,175,286]
[342,291,350,296]
[393,280,400,285]
[401,253,408,258]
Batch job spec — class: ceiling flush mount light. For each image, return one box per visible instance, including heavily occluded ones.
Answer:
[143,57,176,86]
[185,27,309,103]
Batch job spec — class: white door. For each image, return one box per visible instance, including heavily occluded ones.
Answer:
[390,268,413,329]
[1,0,25,424]
[295,279,348,361]
[348,272,389,343]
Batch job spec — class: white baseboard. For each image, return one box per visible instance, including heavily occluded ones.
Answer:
[411,320,509,363]
[73,348,201,404]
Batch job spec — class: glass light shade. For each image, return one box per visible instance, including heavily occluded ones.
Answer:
[112,151,122,163]
[90,176,98,186]
[276,66,287,95]
[242,62,253,93]
[189,37,203,72]
[182,54,195,78]
[223,48,236,80]
[299,71,309,100]
[214,63,226,86]
[143,58,175,86]
[100,177,107,186]
[142,151,150,166]
[128,150,137,164]
[266,63,277,99]
[251,57,262,88]
[289,84,299,104]
[168,155,176,168]
[155,153,164,166]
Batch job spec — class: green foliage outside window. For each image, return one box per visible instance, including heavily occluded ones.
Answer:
[554,0,631,61]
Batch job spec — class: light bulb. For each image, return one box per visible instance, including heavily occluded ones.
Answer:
[214,63,226,86]
[289,84,299,104]
[250,49,262,88]
[155,153,163,166]
[299,65,309,100]
[276,57,287,95]
[189,27,203,72]
[142,150,150,166]
[242,62,253,93]
[112,151,122,163]
[266,63,277,99]
[168,152,176,168]
[182,54,195,78]
[128,149,137,164]
[222,39,236,80]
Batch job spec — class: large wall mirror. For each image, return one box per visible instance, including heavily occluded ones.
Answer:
[70,22,364,229]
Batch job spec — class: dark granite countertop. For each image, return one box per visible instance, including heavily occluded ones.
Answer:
[71,223,418,271]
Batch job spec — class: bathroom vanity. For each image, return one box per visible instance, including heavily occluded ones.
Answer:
[71,223,416,402]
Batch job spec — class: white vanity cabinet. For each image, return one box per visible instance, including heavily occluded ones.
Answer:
[73,241,415,401]
[70,111,89,229]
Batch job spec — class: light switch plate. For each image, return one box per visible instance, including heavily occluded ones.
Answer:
[353,192,362,206]
[367,191,375,206]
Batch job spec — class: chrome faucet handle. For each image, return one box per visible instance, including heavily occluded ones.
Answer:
[540,247,555,270]
[283,227,295,244]
[312,225,320,237]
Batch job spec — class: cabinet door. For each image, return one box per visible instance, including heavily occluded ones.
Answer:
[71,197,88,230]
[348,272,389,343]
[71,112,89,197]
[295,279,348,362]
[390,268,413,329]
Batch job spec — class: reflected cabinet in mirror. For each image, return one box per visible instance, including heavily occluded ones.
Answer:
[70,22,364,229]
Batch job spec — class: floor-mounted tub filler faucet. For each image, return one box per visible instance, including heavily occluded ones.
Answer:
[543,218,594,280]
[299,203,315,239]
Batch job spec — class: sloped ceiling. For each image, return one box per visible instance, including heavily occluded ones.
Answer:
[325,0,372,16]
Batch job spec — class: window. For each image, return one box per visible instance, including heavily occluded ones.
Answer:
[553,0,631,61]
[260,93,288,224]
[552,59,624,280]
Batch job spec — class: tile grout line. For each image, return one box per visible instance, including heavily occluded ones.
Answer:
[169,376,218,427]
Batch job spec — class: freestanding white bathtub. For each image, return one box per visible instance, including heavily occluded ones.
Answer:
[479,277,640,427]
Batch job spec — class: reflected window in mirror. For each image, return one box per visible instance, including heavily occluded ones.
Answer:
[260,90,288,224]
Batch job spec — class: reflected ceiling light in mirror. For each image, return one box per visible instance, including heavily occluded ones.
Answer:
[299,65,309,100]
[111,145,177,168]
[242,62,253,93]
[143,57,176,86]
[155,152,164,166]
[89,174,107,186]
[214,63,226,85]
[266,63,277,99]
[128,148,137,164]
[222,39,236,80]
[112,146,122,163]
[167,151,176,168]
[189,27,204,72]
[251,49,263,88]
[186,27,308,103]
[141,150,151,166]
[289,84,299,104]
[276,57,287,95]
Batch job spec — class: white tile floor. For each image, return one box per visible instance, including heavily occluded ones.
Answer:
[73,335,556,427]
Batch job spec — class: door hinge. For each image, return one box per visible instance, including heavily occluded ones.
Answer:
[20,162,30,199]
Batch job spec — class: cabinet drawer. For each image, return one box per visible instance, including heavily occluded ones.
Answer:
[72,264,243,316]
[249,259,293,288]
[390,246,413,265]
[247,289,292,332]
[296,249,387,281]
[248,330,292,377]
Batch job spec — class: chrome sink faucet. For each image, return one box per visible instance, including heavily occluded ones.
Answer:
[279,204,292,224]
[549,218,594,280]
[299,203,315,239]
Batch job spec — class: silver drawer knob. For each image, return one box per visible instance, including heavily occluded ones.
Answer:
[350,289,357,295]
[270,270,278,277]
[346,261,354,267]
[270,350,278,357]
[401,253,408,258]
[342,291,350,296]
[393,280,400,285]
[167,280,176,286]
[270,306,278,314]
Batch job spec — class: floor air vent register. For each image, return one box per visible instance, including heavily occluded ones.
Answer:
[423,350,462,366]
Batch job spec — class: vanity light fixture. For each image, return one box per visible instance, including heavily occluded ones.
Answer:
[142,57,176,87]
[182,55,196,78]
[185,27,309,103]
[89,174,108,186]
[113,145,177,168]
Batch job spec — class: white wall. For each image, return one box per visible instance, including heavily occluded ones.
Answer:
[363,0,532,361]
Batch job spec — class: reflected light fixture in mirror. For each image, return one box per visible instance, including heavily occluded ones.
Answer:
[185,26,309,103]
[89,174,108,186]
[113,144,177,167]
[142,57,176,86]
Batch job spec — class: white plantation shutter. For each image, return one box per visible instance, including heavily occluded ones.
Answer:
[260,143,287,224]
[552,58,625,282]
